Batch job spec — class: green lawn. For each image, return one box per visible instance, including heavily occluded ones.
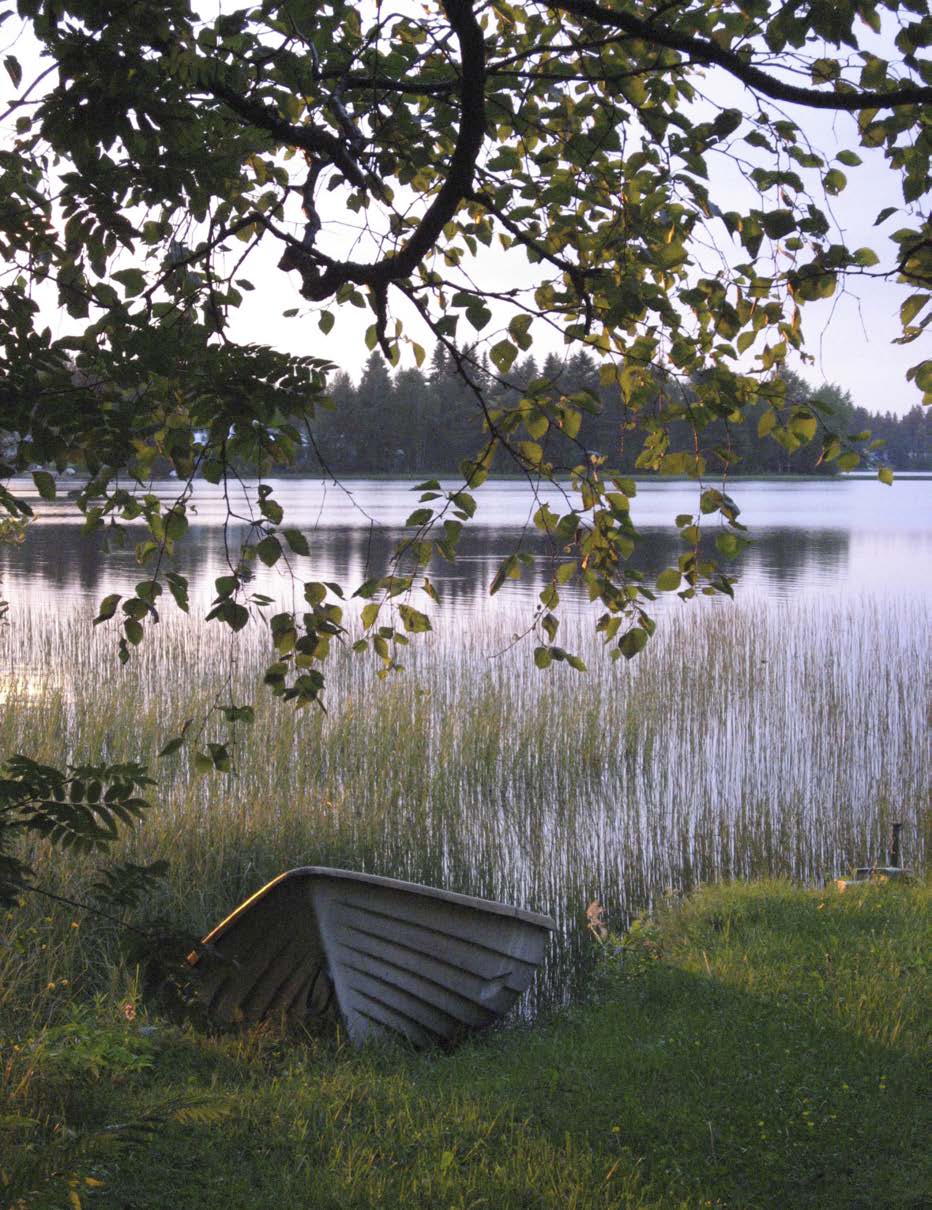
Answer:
[3,880,928,1209]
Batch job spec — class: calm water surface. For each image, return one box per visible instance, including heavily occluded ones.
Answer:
[2,474,930,614]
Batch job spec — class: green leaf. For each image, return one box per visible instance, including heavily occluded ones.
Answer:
[490,340,518,373]
[908,359,931,394]
[618,628,648,660]
[398,604,431,633]
[878,466,893,486]
[465,303,492,330]
[761,210,796,239]
[165,508,188,540]
[256,536,282,566]
[303,581,327,606]
[208,742,231,773]
[449,491,476,518]
[32,471,56,501]
[112,268,146,297]
[653,242,688,270]
[508,314,533,349]
[3,55,22,88]
[166,572,189,612]
[282,528,310,556]
[222,601,250,631]
[656,568,681,591]
[360,602,380,629]
[539,584,559,610]
[534,646,552,670]
[811,57,840,84]
[900,294,927,327]
[94,594,122,625]
[517,441,543,466]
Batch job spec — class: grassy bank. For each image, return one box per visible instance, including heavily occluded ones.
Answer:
[2,880,929,1208]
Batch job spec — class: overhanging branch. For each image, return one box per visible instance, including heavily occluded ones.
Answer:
[278,0,487,302]
[207,80,369,190]
[548,0,932,111]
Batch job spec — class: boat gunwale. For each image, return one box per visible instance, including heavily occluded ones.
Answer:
[195,866,556,954]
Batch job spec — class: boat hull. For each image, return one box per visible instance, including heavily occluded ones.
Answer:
[188,867,555,1047]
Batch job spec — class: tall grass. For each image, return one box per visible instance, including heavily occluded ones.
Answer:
[0,592,927,1009]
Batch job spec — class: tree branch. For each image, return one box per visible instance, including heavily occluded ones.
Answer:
[548,0,932,111]
[280,0,487,302]
[207,79,370,190]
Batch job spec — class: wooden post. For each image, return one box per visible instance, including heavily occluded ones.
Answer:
[890,822,902,869]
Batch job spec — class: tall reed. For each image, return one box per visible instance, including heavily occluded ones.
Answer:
[1,593,927,1008]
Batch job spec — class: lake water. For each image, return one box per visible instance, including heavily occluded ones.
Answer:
[0,474,928,1009]
[2,474,930,614]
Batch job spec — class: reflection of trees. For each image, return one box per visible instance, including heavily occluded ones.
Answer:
[750,528,849,590]
[0,519,850,611]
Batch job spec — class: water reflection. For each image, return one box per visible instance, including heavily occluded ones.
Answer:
[4,476,929,611]
[0,514,859,615]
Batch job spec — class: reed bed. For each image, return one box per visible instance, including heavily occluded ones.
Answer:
[0,589,927,1011]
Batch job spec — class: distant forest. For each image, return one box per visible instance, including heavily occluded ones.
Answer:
[306,346,930,476]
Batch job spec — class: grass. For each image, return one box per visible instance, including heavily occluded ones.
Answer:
[1,880,929,1208]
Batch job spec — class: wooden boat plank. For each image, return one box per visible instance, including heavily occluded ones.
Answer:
[325,901,534,985]
[337,947,497,1028]
[188,866,555,1046]
[333,928,502,1017]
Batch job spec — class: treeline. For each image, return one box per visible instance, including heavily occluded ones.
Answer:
[305,346,930,476]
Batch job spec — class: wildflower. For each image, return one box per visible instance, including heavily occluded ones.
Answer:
[122,1002,137,1022]
[586,900,608,941]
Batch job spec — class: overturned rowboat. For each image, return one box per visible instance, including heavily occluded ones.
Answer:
[188,867,555,1047]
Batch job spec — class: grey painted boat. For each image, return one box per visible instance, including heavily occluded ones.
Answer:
[188,867,555,1047]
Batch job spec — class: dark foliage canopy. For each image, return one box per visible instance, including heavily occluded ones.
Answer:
[315,350,931,473]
